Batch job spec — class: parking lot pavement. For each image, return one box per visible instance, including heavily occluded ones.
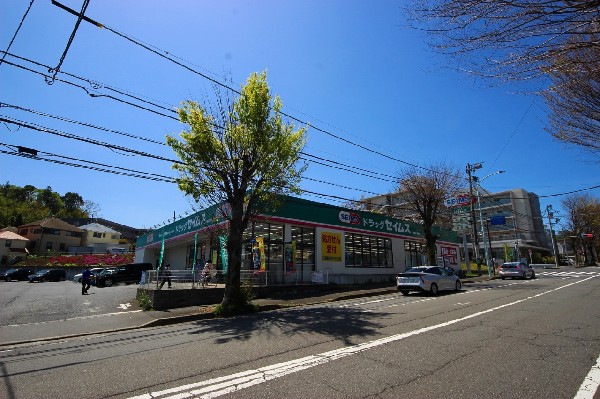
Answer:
[0,275,494,347]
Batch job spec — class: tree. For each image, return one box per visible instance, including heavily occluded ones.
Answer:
[406,0,600,151]
[561,193,600,265]
[38,186,64,216]
[167,71,307,313]
[396,163,464,266]
[62,192,86,217]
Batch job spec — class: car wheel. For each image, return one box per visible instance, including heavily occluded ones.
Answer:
[455,280,462,292]
[77,278,81,283]
[399,290,409,296]
[5,277,9,282]
[41,277,45,282]
[104,278,113,287]
[522,272,527,279]
[501,277,505,280]
[530,271,536,279]
[430,283,439,295]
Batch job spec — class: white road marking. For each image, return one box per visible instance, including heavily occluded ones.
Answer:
[128,276,597,399]
[119,303,132,310]
[574,351,600,399]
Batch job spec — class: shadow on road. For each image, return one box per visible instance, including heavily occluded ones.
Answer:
[188,306,389,346]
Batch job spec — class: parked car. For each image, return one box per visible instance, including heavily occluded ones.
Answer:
[396,266,462,296]
[498,262,536,280]
[28,269,67,282]
[73,267,105,284]
[1,268,34,281]
[95,263,153,287]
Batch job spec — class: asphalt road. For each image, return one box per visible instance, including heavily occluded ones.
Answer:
[1,267,599,399]
[0,279,141,326]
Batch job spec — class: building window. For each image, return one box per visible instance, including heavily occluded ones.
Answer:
[291,226,315,272]
[345,233,393,268]
[5,240,11,247]
[242,221,285,281]
[43,228,60,235]
[33,229,42,234]
[93,232,102,238]
[59,243,66,251]
[46,242,53,250]
[404,240,424,269]
[19,229,28,236]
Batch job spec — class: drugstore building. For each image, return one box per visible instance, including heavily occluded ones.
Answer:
[135,196,460,285]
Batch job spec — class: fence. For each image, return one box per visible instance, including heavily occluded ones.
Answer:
[141,269,270,290]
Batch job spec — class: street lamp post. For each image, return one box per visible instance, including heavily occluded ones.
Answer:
[473,170,505,277]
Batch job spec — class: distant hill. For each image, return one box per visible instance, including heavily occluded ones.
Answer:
[0,183,96,227]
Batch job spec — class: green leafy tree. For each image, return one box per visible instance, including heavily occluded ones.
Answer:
[167,71,307,314]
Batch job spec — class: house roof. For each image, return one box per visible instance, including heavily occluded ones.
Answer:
[0,231,29,241]
[79,223,119,234]
[19,217,83,232]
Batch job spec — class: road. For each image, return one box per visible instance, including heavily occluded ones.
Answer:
[0,267,599,399]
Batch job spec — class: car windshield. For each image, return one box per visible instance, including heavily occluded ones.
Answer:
[36,269,50,274]
[502,263,518,268]
[5,269,17,273]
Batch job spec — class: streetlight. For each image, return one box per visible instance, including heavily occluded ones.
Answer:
[472,170,505,277]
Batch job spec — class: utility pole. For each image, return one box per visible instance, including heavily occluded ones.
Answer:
[546,204,560,268]
[466,163,482,265]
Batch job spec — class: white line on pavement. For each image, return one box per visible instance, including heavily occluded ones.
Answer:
[7,310,143,327]
[574,352,600,399]
[128,276,597,399]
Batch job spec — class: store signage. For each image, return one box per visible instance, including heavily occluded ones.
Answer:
[444,193,474,208]
[339,210,360,225]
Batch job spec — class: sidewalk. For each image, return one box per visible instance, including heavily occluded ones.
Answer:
[0,275,492,347]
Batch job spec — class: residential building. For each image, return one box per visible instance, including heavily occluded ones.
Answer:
[17,218,83,254]
[78,222,129,254]
[0,228,29,264]
[62,217,149,244]
[135,195,460,285]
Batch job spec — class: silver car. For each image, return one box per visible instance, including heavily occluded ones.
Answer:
[498,262,536,280]
[396,266,462,296]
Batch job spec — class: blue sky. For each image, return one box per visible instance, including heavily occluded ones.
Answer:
[1,0,598,230]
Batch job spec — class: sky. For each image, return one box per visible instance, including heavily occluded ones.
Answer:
[1,0,598,231]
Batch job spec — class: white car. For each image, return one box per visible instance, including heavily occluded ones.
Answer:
[397,266,462,296]
[73,267,105,283]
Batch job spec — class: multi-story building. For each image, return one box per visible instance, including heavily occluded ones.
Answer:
[62,218,149,245]
[79,222,129,254]
[361,188,551,263]
[17,218,83,254]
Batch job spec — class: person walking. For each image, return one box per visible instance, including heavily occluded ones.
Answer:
[81,267,92,295]
[159,264,172,289]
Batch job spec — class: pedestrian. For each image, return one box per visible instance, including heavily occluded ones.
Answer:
[81,266,92,295]
[159,264,172,289]
[201,260,214,287]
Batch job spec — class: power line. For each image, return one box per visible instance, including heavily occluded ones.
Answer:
[0,0,35,67]
[49,2,458,177]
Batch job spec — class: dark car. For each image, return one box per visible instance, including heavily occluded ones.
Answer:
[1,268,34,281]
[96,263,153,287]
[28,269,67,282]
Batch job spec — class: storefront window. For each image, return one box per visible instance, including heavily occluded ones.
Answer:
[404,240,424,268]
[345,233,392,268]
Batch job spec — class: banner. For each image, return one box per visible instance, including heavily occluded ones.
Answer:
[321,232,342,262]
[285,241,296,273]
[192,233,198,274]
[158,234,165,271]
[219,235,228,275]
[252,237,266,271]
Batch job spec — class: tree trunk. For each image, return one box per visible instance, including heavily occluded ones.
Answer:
[424,227,437,266]
[221,201,245,310]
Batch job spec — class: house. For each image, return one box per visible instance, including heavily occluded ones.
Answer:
[62,217,149,245]
[78,222,129,254]
[17,218,83,254]
[0,228,29,264]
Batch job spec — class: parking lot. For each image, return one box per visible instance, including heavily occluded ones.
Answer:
[0,279,142,326]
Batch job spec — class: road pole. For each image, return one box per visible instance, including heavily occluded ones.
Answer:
[466,163,482,267]
[546,205,560,268]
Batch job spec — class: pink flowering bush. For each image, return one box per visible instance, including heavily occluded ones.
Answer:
[47,253,134,267]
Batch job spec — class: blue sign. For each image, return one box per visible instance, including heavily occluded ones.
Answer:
[489,215,506,225]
